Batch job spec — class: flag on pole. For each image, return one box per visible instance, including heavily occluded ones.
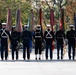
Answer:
[39,8,43,34]
[29,9,34,31]
[16,9,23,32]
[74,13,76,31]
[6,9,12,31]
[50,9,54,50]
[50,9,54,30]
[60,9,64,30]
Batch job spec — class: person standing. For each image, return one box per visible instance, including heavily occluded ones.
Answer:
[33,25,43,60]
[66,25,76,60]
[0,23,11,60]
[55,29,65,59]
[11,26,20,60]
[44,24,54,60]
[21,25,32,60]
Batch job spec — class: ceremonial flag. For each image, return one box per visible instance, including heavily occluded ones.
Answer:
[29,9,34,31]
[16,9,23,32]
[50,9,54,50]
[60,9,64,30]
[39,8,43,34]
[6,9,12,31]
[50,9,54,30]
[74,13,76,31]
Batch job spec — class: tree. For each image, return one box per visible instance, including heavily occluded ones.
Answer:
[0,0,31,25]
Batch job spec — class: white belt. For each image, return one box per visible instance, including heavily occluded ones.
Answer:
[46,37,52,39]
[35,36,41,38]
[1,36,8,38]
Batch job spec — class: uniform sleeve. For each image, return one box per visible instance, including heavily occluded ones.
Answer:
[66,31,69,39]
[44,31,46,40]
[55,31,57,40]
[33,31,35,39]
[30,31,32,41]
[17,32,21,43]
[21,31,24,39]
[0,29,1,38]
[7,31,11,41]
[63,31,65,39]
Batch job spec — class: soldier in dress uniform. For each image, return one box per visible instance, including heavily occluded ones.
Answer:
[33,25,43,60]
[44,24,54,60]
[11,26,20,60]
[55,29,65,59]
[21,25,32,60]
[0,23,11,60]
[66,25,76,60]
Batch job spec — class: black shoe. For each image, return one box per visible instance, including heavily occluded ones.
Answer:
[16,58,18,60]
[61,57,63,60]
[28,58,30,60]
[12,58,14,60]
[1,58,3,60]
[57,57,59,60]
[69,58,71,60]
[50,57,52,60]
[46,58,48,60]
[73,57,75,60]
[5,58,7,60]
[39,58,41,60]
[23,58,25,60]
[35,58,37,60]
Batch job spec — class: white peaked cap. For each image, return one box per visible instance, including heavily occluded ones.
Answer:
[46,24,51,27]
[69,24,74,27]
[2,23,7,25]
[37,25,41,27]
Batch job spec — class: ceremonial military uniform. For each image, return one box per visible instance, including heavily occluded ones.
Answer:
[44,24,54,60]
[11,26,20,60]
[0,23,11,60]
[21,26,32,60]
[33,25,43,60]
[66,25,76,60]
[56,30,65,59]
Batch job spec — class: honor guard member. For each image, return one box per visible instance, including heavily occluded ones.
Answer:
[0,23,11,60]
[66,25,76,60]
[55,29,65,59]
[21,25,32,60]
[44,24,54,60]
[11,26,20,60]
[33,25,43,60]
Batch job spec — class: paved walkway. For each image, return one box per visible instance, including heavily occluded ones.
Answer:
[0,49,76,75]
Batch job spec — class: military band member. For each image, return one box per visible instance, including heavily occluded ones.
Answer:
[11,26,20,60]
[44,24,54,60]
[66,25,76,60]
[56,29,65,59]
[33,25,43,60]
[21,25,32,60]
[0,23,11,60]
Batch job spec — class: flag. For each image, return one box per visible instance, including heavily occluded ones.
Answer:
[16,9,23,32]
[60,9,64,30]
[39,8,43,34]
[50,9,54,30]
[6,9,12,31]
[74,13,76,31]
[27,16,30,28]
[50,9,54,50]
[29,9,34,31]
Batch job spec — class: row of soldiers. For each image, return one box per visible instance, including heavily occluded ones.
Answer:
[0,23,76,60]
